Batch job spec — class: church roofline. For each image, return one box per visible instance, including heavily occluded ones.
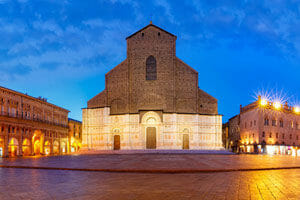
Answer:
[126,23,177,40]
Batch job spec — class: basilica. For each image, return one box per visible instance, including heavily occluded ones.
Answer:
[82,23,222,150]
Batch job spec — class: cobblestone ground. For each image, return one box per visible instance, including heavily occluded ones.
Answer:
[0,168,300,200]
[1,154,300,199]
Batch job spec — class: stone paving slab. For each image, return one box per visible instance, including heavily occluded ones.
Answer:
[0,168,300,200]
[0,152,300,172]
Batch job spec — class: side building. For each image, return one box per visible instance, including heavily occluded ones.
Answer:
[0,86,69,157]
[224,96,300,155]
[68,118,82,152]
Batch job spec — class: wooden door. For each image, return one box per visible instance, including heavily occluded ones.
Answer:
[183,134,189,149]
[114,135,120,150]
[146,127,156,149]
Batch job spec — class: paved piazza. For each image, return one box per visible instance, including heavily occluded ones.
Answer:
[1,153,300,199]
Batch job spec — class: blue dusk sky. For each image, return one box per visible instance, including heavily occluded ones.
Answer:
[0,0,300,122]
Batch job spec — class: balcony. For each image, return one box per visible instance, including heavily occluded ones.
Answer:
[0,111,68,128]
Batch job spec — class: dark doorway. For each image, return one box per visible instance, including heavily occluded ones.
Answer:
[146,127,156,149]
[114,135,120,150]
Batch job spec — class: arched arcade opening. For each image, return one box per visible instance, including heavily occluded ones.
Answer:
[8,138,19,157]
[22,139,31,156]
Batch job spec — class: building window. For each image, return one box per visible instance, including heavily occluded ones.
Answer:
[279,120,283,127]
[272,119,277,126]
[291,121,294,128]
[290,134,292,139]
[297,123,300,130]
[269,132,272,138]
[297,135,299,140]
[282,134,285,139]
[262,131,265,137]
[276,133,279,138]
[146,56,157,80]
[264,118,269,126]
[254,120,256,126]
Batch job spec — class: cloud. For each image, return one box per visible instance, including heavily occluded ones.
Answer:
[33,20,63,36]
[154,0,178,25]
[186,0,300,58]
[0,14,134,83]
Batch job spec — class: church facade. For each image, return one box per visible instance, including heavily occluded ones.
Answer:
[82,23,223,150]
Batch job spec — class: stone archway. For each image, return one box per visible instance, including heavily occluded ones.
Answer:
[44,141,51,155]
[61,142,67,153]
[22,139,31,156]
[8,137,19,157]
[32,130,44,156]
[141,111,162,150]
[53,141,59,154]
[34,140,41,155]
[71,141,81,152]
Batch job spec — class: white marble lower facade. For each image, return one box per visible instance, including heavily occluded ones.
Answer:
[82,107,223,150]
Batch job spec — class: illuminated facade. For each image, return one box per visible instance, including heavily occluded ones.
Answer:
[238,96,300,154]
[0,86,69,157]
[68,118,82,152]
[82,23,223,150]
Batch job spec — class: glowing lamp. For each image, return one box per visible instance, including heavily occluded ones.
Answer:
[260,99,267,106]
[295,107,300,114]
[274,101,281,110]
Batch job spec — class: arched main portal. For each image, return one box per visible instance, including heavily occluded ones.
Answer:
[53,141,59,154]
[22,139,31,156]
[142,112,161,150]
[44,141,51,155]
[8,138,19,157]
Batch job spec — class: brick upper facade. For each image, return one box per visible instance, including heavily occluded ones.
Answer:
[87,23,218,115]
